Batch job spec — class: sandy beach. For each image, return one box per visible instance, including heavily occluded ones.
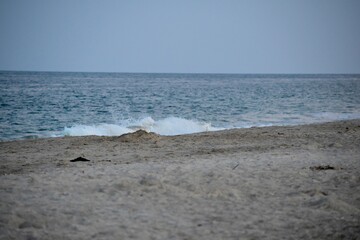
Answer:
[1,120,359,239]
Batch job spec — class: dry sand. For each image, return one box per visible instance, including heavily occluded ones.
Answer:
[1,120,360,239]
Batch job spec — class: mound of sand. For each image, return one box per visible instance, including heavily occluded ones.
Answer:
[117,130,161,143]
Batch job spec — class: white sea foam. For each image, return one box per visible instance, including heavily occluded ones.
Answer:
[310,112,360,122]
[61,112,360,138]
[63,124,132,137]
[62,117,222,137]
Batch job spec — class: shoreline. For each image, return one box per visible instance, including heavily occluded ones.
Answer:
[2,118,360,143]
[1,119,360,239]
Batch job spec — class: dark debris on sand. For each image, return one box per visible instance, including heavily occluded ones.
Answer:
[70,157,91,162]
[310,165,336,171]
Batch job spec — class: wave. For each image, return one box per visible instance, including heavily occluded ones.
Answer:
[62,117,222,137]
[52,112,360,139]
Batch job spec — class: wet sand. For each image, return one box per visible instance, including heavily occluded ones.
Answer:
[1,120,360,239]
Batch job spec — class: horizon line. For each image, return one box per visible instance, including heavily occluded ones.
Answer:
[1,69,360,75]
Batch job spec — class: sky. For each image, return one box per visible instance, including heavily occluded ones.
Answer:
[0,0,359,74]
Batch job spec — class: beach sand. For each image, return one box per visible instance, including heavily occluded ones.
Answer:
[1,120,360,239]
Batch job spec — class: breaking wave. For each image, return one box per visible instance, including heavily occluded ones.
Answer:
[62,117,222,137]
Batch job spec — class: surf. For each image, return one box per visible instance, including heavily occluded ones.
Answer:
[61,116,222,137]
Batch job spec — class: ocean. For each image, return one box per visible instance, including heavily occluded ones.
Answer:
[1,71,360,141]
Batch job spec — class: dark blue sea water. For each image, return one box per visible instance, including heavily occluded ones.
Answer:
[1,71,360,140]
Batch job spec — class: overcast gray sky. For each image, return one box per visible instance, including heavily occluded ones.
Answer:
[0,0,359,74]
